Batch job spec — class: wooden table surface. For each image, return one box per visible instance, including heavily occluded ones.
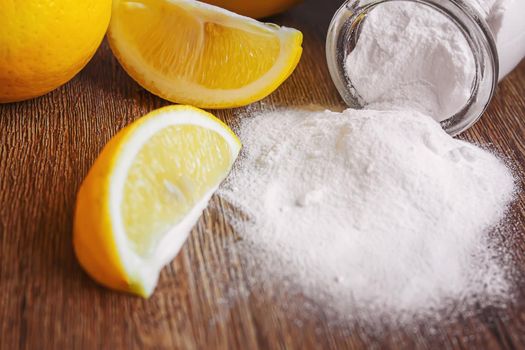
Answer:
[1,0,525,348]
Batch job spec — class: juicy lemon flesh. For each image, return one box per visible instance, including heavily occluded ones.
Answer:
[122,124,232,257]
[116,0,281,89]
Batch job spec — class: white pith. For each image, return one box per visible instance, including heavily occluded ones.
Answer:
[109,108,240,295]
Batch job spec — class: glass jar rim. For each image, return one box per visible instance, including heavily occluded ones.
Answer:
[326,0,499,136]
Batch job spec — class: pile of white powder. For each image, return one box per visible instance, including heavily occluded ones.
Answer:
[219,108,516,321]
[344,0,510,121]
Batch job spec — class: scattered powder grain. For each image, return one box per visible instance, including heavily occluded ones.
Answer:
[218,108,516,320]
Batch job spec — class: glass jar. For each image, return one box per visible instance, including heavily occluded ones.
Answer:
[326,0,499,136]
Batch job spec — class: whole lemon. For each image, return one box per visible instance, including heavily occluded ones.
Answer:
[0,0,112,103]
[202,0,302,19]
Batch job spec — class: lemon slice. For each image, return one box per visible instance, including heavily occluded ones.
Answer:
[73,105,241,297]
[108,0,303,108]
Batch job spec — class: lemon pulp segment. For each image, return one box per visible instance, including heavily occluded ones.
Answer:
[115,0,281,89]
[122,124,232,257]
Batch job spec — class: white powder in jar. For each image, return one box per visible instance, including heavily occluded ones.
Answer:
[219,108,516,320]
[344,0,511,121]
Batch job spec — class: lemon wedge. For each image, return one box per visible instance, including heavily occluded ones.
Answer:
[73,105,241,297]
[108,0,303,108]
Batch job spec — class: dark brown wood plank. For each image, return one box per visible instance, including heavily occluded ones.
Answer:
[1,0,524,348]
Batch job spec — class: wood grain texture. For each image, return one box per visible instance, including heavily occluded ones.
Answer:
[1,0,525,348]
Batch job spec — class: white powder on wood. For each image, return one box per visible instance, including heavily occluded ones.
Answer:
[344,0,510,121]
[219,108,516,320]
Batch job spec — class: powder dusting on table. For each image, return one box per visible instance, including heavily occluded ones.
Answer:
[218,108,516,322]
